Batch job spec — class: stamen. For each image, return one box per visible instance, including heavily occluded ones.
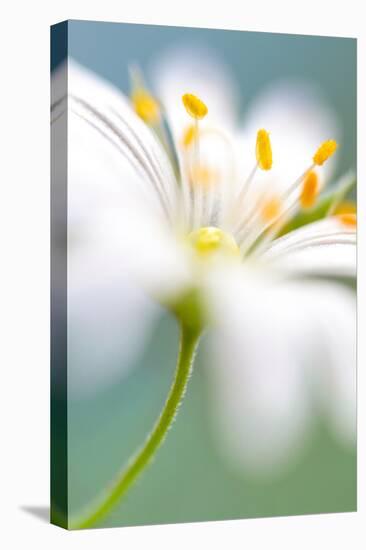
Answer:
[234,130,270,224]
[300,170,319,208]
[181,124,198,148]
[256,129,273,171]
[189,164,218,188]
[131,89,161,125]
[181,94,208,229]
[282,140,338,203]
[334,201,356,215]
[337,213,357,227]
[313,139,337,166]
[238,138,340,255]
[182,93,208,120]
[260,196,282,223]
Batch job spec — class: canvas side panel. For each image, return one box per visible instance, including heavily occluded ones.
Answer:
[50,21,68,529]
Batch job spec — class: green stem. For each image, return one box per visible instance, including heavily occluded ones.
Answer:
[70,322,201,529]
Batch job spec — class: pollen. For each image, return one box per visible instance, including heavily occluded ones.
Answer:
[132,89,161,125]
[313,139,337,166]
[337,213,357,228]
[260,196,282,223]
[188,227,240,258]
[256,129,272,171]
[182,93,208,119]
[181,124,198,148]
[300,170,319,208]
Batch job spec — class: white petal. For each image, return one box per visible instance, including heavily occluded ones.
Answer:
[302,284,356,446]
[205,268,311,474]
[55,59,178,220]
[204,266,356,474]
[51,62,195,397]
[263,218,356,278]
[68,244,160,398]
[89,201,194,301]
[52,61,194,301]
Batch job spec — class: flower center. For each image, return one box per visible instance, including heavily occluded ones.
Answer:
[188,226,240,258]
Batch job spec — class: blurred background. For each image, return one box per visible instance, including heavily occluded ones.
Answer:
[53,21,356,527]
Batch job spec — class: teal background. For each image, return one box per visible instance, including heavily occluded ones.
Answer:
[65,21,356,527]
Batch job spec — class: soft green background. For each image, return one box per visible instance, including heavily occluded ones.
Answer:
[66,21,356,527]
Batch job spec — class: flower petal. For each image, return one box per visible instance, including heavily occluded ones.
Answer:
[205,266,355,474]
[88,199,193,301]
[51,61,194,302]
[303,284,356,446]
[263,218,356,278]
[51,62,195,397]
[205,267,310,473]
[68,244,160,398]
[54,59,178,220]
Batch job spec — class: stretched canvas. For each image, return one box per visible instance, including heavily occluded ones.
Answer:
[51,20,357,530]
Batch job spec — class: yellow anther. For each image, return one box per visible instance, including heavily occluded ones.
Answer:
[190,165,218,188]
[256,129,272,171]
[132,89,160,125]
[181,124,198,148]
[334,201,356,215]
[313,139,337,166]
[188,227,240,258]
[182,93,208,119]
[260,196,282,223]
[300,170,319,208]
[337,213,357,228]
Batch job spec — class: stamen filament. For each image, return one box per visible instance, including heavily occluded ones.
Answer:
[236,163,258,206]
[181,93,209,229]
[248,203,299,257]
[283,163,315,200]
[192,117,203,228]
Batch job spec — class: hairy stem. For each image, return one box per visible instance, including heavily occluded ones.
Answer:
[70,322,201,529]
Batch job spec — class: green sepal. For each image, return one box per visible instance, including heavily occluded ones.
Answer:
[168,288,207,333]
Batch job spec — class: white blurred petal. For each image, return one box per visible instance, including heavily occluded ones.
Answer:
[50,61,194,397]
[89,199,194,301]
[263,218,356,278]
[151,45,239,138]
[303,284,356,445]
[68,243,160,398]
[54,60,193,301]
[205,266,356,474]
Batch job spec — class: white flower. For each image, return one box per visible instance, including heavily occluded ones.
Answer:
[52,52,356,474]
